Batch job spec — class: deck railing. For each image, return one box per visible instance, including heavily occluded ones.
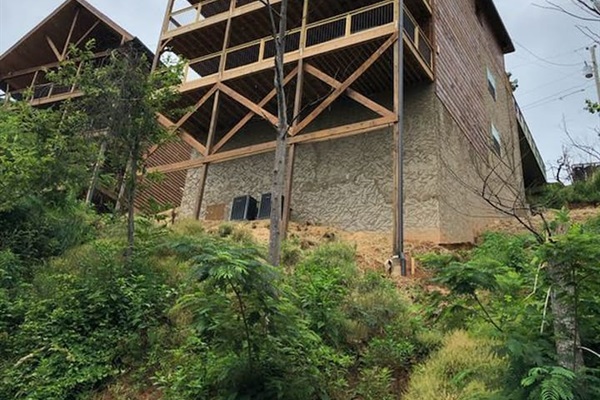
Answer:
[168,0,272,31]
[181,0,433,84]
[6,82,78,103]
[514,98,546,178]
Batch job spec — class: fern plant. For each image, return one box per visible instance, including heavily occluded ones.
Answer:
[521,366,576,400]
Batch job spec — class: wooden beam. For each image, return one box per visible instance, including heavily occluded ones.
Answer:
[194,90,221,219]
[150,116,396,174]
[74,21,100,48]
[219,84,279,126]
[46,36,63,61]
[156,113,207,155]
[174,85,218,129]
[304,64,395,119]
[211,67,298,154]
[283,0,309,235]
[206,91,221,154]
[179,24,397,93]
[291,116,396,145]
[159,0,176,40]
[62,9,80,59]
[0,50,111,81]
[292,33,398,135]
[162,0,283,40]
[30,90,83,106]
[393,35,401,256]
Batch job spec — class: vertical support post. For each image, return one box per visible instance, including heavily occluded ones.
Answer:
[194,91,220,219]
[393,0,407,276]
[62,8,80,59]
[193,0,235,219]
[31,70,40,90]
[4,83,9,103]
[282,0,309,236]
[152,0,176,71]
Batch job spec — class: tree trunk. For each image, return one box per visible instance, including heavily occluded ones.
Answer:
[267,0,289,266]
[125,147,138,259]
[85,140,107,205]
[114,162,130,215]
[547,260,585,370]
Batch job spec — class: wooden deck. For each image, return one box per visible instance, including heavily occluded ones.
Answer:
[171,1,433,93]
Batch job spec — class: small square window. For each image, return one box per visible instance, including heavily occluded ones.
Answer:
[487,67,497,101]
[491,124,501,156]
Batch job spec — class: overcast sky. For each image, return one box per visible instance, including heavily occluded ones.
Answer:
[1,0,599,177]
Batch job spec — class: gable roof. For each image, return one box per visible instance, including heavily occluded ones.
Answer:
[0,0,135,81]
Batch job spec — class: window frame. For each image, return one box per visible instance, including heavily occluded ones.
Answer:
[486,67,497,101]
[490,123,502,157]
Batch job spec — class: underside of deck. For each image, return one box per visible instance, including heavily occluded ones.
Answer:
[151,0,434,175]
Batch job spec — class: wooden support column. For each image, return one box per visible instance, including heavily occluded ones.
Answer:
[392,1,407,275]
[192,0,234,219]
[193,91,220,219]
[152,0,176,70]
[282,0,309,236]
[62,9,80,59]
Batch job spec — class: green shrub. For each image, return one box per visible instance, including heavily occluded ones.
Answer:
[354,366,395,400]
[529,174,600,209]
[344,271,414,344]
[0,235,174,400]
[362,336,415,371]
[217,222,234,237]
[291,243,358,346]
[0,197,96,261]
[156,237,331,399]
[281,238,304,268]
[404,330,508,400]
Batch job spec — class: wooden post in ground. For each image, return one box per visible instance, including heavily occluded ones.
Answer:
[193,0,234,219]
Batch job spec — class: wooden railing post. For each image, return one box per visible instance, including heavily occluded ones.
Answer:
[183,63,190,83]
[258,39,266,61]
[345,14,352,37]
[414,26,420,52]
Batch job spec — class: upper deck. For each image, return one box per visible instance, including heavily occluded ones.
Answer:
[160,0,434,92]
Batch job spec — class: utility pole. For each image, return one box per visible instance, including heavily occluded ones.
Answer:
[589,45,600,103]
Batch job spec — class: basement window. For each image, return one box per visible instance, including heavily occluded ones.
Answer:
[487,67,497,101]
[491,124,502,156]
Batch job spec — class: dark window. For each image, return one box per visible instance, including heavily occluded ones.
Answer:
[491,124,501,156]
[487,67,497,101]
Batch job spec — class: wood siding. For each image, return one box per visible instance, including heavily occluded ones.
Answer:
[135,140,194,211]
[434,0,507,156]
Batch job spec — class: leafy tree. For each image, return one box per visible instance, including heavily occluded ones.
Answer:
[0,100,92,213]
[50,40,182,257]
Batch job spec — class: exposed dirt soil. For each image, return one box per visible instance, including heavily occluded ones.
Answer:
[203,206,600,275]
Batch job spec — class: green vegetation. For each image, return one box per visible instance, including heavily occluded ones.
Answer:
[529,173,600,209]
[2,38,600,399]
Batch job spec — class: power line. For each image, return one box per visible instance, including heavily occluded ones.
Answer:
[514,41,584,68]
[511,46,588,69]
[522,82,591,107]
[522,84,594,110]
[518,71,582,96]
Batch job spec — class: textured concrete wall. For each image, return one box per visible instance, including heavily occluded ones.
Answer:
[188,84,445,237]
[291,130,393,231]
[179,85,524,243]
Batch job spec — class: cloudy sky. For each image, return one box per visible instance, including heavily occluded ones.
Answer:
[1,0,599,177]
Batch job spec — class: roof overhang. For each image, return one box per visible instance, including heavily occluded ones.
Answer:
[479,0,515,54]
[0,0,137,85]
